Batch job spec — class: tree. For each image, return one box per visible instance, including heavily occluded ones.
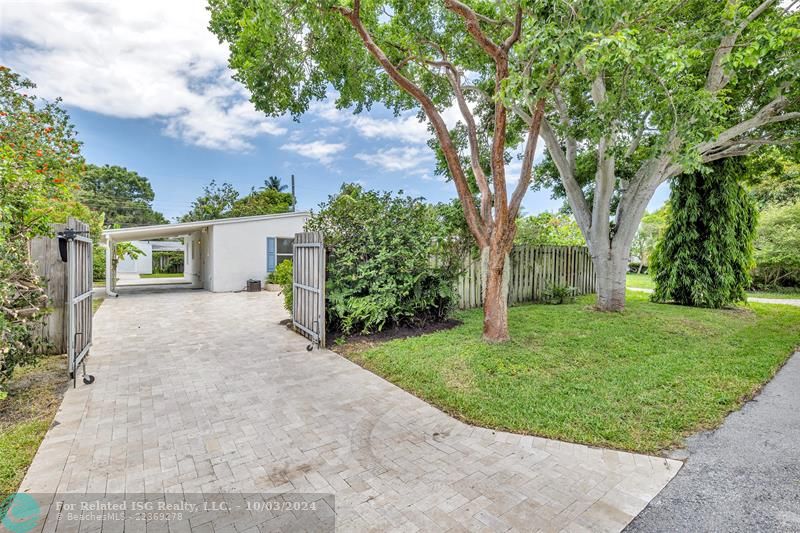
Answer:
[630,206,670,273]
[79,164,167,227]
[516,0,799,310]
[0,67,87,387]
[744,148,800,208]
[179,180,239,222]
[752,201,800,288]
[229,183,293,217]
[209,0,555,341]
[265,176,288,192]
[514,213,585,246]
[650,160,757,308]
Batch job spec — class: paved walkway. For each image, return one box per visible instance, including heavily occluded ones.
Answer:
[628,286,800,306]
[626,352,800,532]
[21,291,680,532]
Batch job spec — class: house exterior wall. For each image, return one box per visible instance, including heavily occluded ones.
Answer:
[209,214,307,292]
[201,226,215,292]
[117,240,152,274]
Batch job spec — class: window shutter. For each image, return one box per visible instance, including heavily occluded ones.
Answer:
[266,237,276,273]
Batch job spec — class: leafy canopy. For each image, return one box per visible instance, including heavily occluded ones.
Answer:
[514,213,585,246]
[79,164,167,227]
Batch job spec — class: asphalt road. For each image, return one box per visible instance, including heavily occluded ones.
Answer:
[625,352,800,532]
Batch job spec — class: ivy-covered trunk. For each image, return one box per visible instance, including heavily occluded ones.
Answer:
[481,246,511,342]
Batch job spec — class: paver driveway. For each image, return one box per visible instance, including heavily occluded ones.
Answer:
[21,291,680,532]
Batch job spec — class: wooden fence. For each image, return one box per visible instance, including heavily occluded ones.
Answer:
[456,245,595,309]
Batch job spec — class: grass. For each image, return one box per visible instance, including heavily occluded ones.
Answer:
[343,291,800,453]
[0,294,104,495]
[0,355,69,495]
[626,273,799,300]
[139,272,183,279]
[626,272,656,290]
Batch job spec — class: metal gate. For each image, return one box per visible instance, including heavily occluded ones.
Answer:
[292,231,325,349]
[58,218,93,384]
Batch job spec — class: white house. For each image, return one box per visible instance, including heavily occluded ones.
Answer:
[102,212,309,294]
[116,240,184,275]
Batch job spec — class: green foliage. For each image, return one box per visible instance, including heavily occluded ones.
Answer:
[542,282,576,305]
[180,179,292,221]
[92,246,105,282]
[306,184,460,335]
[744,148,800,209]
[265,176,288,192]
[268,259,293,312]
[79,164,167,227]
[752,201,800,289]
[228,187,293,218]
[152,251,184,274]
[1,67,88,389]
[651,160,757,308]
[179,180,239,222]
[514,213,585,246]
[630,206,670,272]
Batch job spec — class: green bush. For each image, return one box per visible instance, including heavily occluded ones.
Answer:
[651,160,756,308]
[268,260,293,312]
[92,246,105,282]
[306,184,460,335]
[152,250,183,274]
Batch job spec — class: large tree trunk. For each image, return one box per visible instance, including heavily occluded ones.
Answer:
[594,245,629,311]
[481,245,511,342]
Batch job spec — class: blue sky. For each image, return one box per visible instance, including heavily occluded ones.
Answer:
[1,0,667,222]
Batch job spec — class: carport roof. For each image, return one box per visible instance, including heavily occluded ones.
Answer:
[102,211,310,242]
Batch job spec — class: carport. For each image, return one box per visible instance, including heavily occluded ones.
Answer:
[102,212,309,295]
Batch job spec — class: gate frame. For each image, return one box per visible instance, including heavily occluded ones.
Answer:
[58,220,94,385]
[292,232,326,349]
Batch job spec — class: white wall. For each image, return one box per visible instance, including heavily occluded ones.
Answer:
[210,214,307,292]
[116,240,152,274]
[201,226,215,291]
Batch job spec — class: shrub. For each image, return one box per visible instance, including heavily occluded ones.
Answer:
[542,282,576,304]
[752,201,800,289]
[92,246,105,282]
[306,184,460,335]
[651,160,756,308]
[152,250,183,274]
[268,260,293,312]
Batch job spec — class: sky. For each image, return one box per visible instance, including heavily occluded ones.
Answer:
[0,0,667,222]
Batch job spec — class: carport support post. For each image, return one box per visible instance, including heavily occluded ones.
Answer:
[105,236,118,297]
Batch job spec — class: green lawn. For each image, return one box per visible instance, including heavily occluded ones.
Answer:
[626,272,656,289]
[139,272,183,279]
[626,273,799,300]
[344,291,800,453]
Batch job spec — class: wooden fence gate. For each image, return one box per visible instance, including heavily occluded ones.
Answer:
[292,231,326,349]
[31,217,94,385]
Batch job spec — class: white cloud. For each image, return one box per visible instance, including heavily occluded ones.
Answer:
[355,146,432,172]
[280,141,346,164]
[0,0,285,151]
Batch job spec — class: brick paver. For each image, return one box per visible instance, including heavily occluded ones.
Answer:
[20,291,680,532]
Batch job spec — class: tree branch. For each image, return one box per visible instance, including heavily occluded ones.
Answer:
[333,4,488,247]
[509,98,546,219]
[443,0,505,59]
[447,68,493,226]
[706,0,778,92]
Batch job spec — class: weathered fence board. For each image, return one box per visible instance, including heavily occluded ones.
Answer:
[30,223,68,354]
[456,245,595,309]
[292,231,326,349]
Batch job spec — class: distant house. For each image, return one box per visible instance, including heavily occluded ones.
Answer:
[116,240,184,275]
[102,212,309,293]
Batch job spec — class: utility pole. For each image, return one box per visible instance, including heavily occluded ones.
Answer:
[291,174,296,212]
